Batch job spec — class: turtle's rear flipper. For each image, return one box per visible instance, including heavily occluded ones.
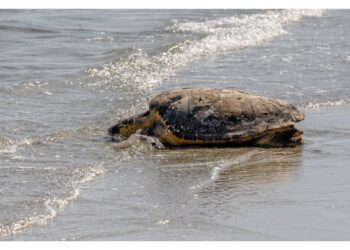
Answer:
[254,126,303,147]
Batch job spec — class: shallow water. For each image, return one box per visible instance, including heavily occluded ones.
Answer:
[1,10,350,240]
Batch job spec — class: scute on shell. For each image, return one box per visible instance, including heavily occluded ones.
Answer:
[149,88,304,142]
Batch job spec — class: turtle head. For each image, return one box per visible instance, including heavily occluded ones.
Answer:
[108,111,152,139]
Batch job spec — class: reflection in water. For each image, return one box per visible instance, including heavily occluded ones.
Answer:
[115,141,303,214]
[110,142,303,239]
[199,148,302,194]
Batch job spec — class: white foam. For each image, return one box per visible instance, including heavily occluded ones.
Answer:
[302,99,350,110]
[0,136,38,155]
[155,219,170,225]
[0,131,73,155]
[12,80,50,94]
[23,80,49,88]
[87,10,324,94]
[48,165,104,209]
[0,206,57,237]
[190,150,258,191]
[171,10,324,34]
[0,165,104,237]
[86,37,114,42]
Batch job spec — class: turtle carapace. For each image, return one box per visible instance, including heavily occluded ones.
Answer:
[108,88,304,147]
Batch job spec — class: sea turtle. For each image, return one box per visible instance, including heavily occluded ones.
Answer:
[108,88,304,147]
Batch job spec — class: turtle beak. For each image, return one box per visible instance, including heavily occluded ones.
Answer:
[108,124,120,136]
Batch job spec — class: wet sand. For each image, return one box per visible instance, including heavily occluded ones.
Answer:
[7,104,350,240]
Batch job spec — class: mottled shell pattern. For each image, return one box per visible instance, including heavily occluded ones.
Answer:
[149,88,304,142]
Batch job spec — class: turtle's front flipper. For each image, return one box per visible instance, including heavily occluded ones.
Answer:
[113,133,165,150]
[254,126,303,147]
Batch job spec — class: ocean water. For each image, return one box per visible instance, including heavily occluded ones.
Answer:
[0,9,350,240]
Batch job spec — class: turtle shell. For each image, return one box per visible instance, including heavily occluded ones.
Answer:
[149,88,304,142]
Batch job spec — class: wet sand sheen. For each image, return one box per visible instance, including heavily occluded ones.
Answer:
[6,104,350,240]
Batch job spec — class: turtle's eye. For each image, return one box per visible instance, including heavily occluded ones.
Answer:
[108,124,120,136]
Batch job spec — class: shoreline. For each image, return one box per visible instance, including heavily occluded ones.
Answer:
[4,104,350,240]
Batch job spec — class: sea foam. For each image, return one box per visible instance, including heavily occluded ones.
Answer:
[0,165,104,237]
[87,10,324,95]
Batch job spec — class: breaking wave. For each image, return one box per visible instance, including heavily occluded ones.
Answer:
[301,99,350,110]
[0,165,104,237]
[170,9,324,34]
[86,10,324,94]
